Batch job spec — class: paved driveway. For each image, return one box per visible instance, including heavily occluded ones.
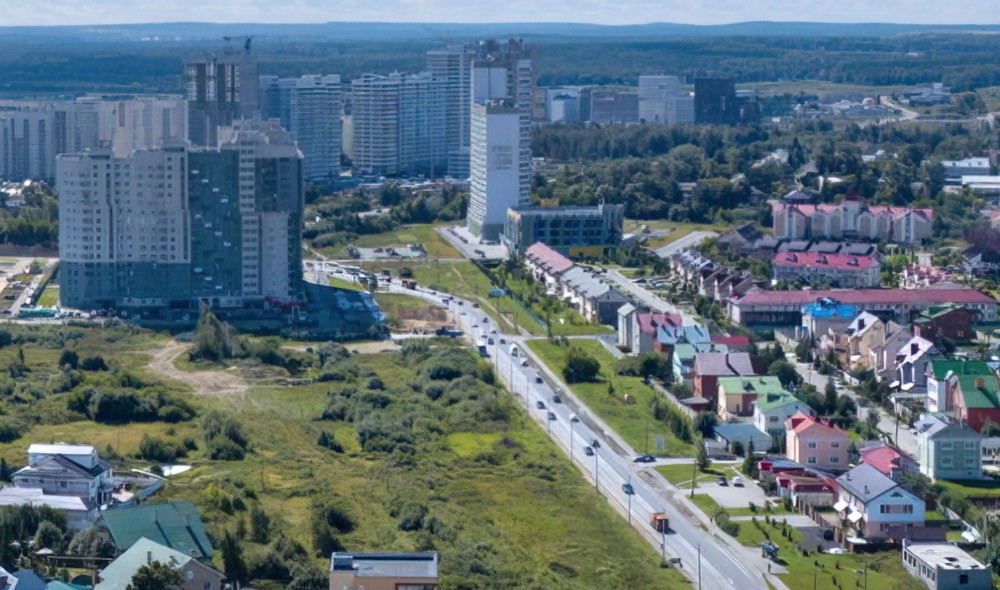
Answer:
[701,475,773,509]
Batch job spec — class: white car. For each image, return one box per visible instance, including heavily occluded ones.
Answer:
[731,477,744,487]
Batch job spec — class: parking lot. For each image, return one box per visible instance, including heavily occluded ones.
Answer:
[699,473,775,509]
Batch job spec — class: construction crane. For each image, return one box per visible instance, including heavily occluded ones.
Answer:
[222,36,254,53]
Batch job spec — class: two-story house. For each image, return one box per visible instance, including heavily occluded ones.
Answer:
[915,414,983,481]
[893,336,939,393]
[12,444,113,507]
[716,376,787,420]
[913,304,978,345]
[693,352,762,408]
[754,393,813,451]
[839,311,885,371]
[926,359,994,413]
[833,463,925,540]
[785,412,850,471]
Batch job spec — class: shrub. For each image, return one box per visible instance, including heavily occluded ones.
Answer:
[563,347,600,383]
[58,350,79,369]
[81,355,108,371]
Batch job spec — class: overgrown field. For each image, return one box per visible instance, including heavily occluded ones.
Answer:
[0,325,687,589]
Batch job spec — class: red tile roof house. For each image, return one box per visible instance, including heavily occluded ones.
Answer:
[772,251,881,288]
[859,443,919,481]
[692,352,763,408]
[785,412,850,472]
[727,287,997,327]
[524,243,574,289]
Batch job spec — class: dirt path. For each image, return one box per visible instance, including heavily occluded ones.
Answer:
[146,340,249,398]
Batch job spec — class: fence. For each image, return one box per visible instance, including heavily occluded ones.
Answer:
[649,379,698,420]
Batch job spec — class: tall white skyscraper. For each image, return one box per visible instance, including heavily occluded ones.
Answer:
[262,74,343,181]
[466,99,524,241]
[465,39,533,239]
[638,75,694,125]
[350,72,446,177]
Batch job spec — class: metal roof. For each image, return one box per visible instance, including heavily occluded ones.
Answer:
[101,502,212,559]
[329,552,438,578]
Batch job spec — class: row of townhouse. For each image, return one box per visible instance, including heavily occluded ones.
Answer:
[667,249,764,303]
[771,196,933,245]
[524,242,629,325]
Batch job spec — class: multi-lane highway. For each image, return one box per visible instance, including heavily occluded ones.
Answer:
[381,278,769,590]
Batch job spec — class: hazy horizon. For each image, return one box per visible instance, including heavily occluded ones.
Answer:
[2,0,1000,27]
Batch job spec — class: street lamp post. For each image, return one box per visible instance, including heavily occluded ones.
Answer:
[569,419,575,463]
[594,451,599,490]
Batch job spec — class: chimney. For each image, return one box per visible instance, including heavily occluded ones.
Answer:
[858,318,865,331]
[153,509,158,523]
[864,485,869,494]
[911,343,919,356]
[977,379,985,388]
[147,551,153,565]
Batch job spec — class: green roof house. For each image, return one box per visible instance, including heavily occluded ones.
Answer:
[100,502,212,559]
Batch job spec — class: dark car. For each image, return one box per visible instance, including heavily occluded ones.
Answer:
[823,529,835,541]
[547,411,556,421]
[592,439,601,449]
[633,455,656,463]
[622,483,635,495]
[716,476,728,486]
[552,394,562,404]
[536,401,546,410]
[584,446,595,456]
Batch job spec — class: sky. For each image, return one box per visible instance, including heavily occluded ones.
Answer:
[1,0,998,26]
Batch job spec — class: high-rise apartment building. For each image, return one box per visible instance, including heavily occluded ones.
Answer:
[0,107,57,181]
[350,72,446,177]
[638,75,693,125]
[466,99,525,241]
[694,77,739,125]
[465,39,534,239]
[57,119,303,310]
[426,45,475,178]
[261,75,343,181]
[184,42,260,147]
[584,89,639,124]
[0,97,186,182]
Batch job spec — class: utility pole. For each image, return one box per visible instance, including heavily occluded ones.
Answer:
[570,420,575,463]
[697,543,702,590]
[691,457,697,497]
[645,420,649,454]
[594,451,599,490]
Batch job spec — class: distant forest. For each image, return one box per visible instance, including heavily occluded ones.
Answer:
[3,33,1000,95]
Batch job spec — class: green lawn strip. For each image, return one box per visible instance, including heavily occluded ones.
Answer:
[637,221,733,250]
[327,276,364,291]
[317,223,460,259]
[527,339,693,456]
[937,478,1000,498]
[656,463,725,489]
[36,284,59,307]
[734,521,923,590]
[688,492,790,518]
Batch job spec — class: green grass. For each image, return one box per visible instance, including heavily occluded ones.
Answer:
[656,463,724,489]
[327,276,364,291]
[36,283,59,307]
[687,492,791,518]
[0,328,690,589]
[363,261,610,337]
[316,223,460,259]
[527,339,694,456]
[937,477,1000,498]
[638,221,732,250]
[733,521,923,590]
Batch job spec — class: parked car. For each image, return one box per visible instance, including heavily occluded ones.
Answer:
[633,455,656,463]
[535,373,543,384]
[552,394,562,403]
[536,401,546,410]
[823,529,835,541]
[732,477,744,487]
[716,477,728,486]
[584,446,595,456]
[520,359,529,367]
[547,411,556,421]
[487,338,494,345]
[499,338,507,344]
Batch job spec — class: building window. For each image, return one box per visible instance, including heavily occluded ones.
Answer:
[830,457,839,463]
[831,442,840,448]
[808,442,817,449]
[960,574,969,584]
[807,457,817,464]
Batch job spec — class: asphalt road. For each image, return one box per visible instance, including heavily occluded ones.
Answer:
[386,279,768,590]
[654,230,719,259]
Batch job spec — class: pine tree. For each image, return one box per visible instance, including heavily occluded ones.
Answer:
[695,434,711,471]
